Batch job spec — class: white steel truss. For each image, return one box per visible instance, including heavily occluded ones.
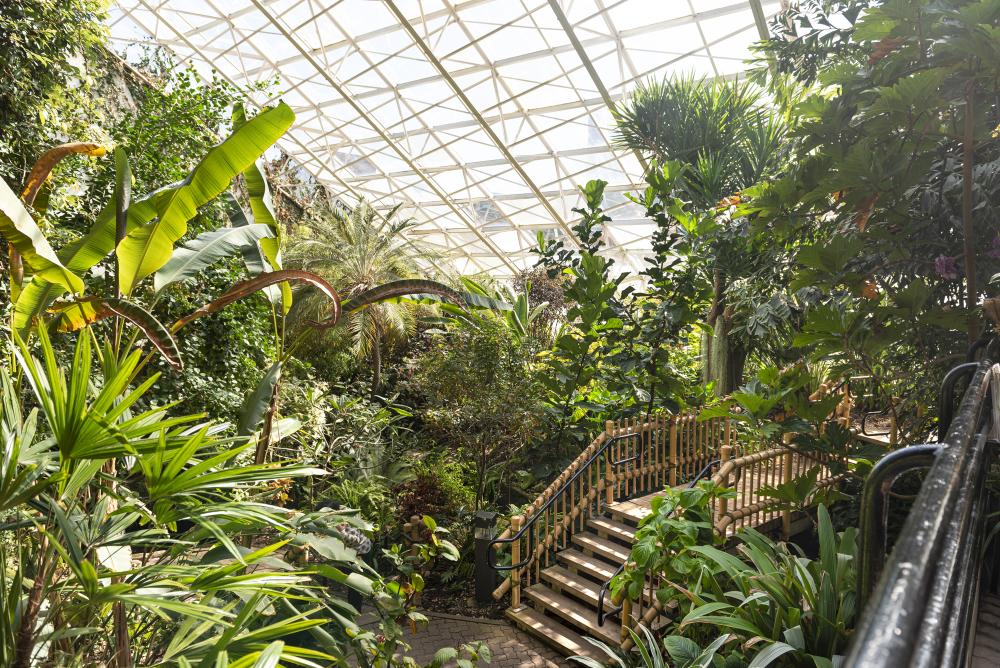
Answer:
[109,0,781,278]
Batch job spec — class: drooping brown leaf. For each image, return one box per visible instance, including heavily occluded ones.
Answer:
[50,297,183,370]
[311,278,463,329]
[854,193,878,231]
[869,37,905,66]
[172,269,341,331]
[21,142,107,207]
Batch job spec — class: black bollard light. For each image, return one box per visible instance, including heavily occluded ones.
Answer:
[473,510,499,605]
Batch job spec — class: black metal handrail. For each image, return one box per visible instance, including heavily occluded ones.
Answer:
[487,430,649,571]
[845,359,999,667]
[596,458,720,628]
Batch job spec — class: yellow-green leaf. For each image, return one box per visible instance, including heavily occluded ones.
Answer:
[0,179,82,294]
[116,102,294,296]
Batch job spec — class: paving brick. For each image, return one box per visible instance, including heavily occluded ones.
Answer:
[398,612,565,667]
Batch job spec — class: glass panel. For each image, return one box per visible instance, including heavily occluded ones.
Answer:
[109,0,776,277]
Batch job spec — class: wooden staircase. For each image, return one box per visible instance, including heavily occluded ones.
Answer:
[507,509,641,660]
[490,413,849,660]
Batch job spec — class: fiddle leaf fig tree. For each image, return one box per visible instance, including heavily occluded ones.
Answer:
[748,0,1000,438]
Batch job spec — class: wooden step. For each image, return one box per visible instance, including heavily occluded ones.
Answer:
[558,549,619,581]
[506,605,607,661]
[572,532,631,563]
[541,565,614,610]
[544,564,656,609]
[525,584,621,646]
[587,517,637,543]
[608,499,654,525]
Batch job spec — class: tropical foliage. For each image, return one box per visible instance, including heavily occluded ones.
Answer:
[6,0,1000,665]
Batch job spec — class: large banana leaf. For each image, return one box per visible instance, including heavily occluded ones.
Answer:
[20,142,106,206]
[0,179,82,294]
[225,193,283,307]
[245,158,292,314]
[116,102,294,296]
[153,224,273,292]
[233,105,291,312]
[172,269,340,332]
[224,194,269,275]
[50,297,183,370]
[315,280,464,329]
[237,361,283,437]
[12,188,169,338]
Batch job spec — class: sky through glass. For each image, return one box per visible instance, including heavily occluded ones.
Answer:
[109,0,782,278]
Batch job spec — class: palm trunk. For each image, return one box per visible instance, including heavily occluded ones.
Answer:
[370,337,382,399]
[12,538,48,668]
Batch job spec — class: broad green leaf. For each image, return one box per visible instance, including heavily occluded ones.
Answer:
[664,635,702,665]
[233,107,289,310]
[224,193,281,305]
[117,102,294,295]
[748,642,798,668]
[0,179,82,293]
[13,185,173,338]
[685,614,765,637]
[153,224,273,292]
[432,647,458,666]
[238,361,283,437]
[681,601,735,626]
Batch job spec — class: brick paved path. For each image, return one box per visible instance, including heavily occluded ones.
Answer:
[399,611,568,667]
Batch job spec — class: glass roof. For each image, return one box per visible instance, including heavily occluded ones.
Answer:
[109,0,781,278]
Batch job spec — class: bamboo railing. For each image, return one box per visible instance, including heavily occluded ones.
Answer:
[710,433,845,537]
[490,412,727,605]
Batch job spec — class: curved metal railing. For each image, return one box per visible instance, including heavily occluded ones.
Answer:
[846,359,1000,667]
[487,430,643,571]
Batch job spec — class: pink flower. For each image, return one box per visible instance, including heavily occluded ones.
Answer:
[988,236,1000,260]
[935,255,959,280]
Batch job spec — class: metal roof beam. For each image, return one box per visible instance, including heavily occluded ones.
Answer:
[118,1,483,276]
[225,0,758,97]
[384,0,579,247]
[245,0,518,273]
[546,0,649,173]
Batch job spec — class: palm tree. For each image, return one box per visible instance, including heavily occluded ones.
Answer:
[288,200,442,393]
[613,75,793,394]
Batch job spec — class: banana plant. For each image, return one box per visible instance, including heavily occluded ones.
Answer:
[430,277,545,343]
[4,103,485,468]
[8,102,296,346]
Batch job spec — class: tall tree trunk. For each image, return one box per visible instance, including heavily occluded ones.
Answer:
[702,269,744,395]
[962,81,979,343]
[370,337,382,400]
[255,377,281,465]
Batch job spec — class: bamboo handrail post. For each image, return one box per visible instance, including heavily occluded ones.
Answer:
[718,444,732,523]
[510,515,523,608]
[781,434,794,539]
[668,417,678,487]
[621,597,632,643]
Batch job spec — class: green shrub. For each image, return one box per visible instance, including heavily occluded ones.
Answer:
[394,457,475,525]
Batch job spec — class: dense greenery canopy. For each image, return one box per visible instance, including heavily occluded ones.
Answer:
[2,0,1000,666]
